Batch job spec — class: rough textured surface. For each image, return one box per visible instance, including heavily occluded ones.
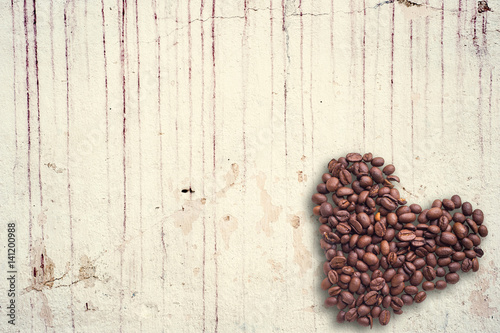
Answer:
[1,0,499,332]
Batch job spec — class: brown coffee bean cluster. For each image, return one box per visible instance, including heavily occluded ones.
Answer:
[313,153,488,327]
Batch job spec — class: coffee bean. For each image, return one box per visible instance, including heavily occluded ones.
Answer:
[440,231,458,246]
[472,258,479,272]
[461,237,474,250]
[435,280,447,290]
[445,272,460,284]
[473,209,484,225]
[450,195,462,209]
[461,202,473,216]
[391,273,405,286]
[365,291,378,306]
[423,266,436,281]
[363,253,379,266]
[396,229,416,242]
[379,310,390,325]
[414,291,427,303]
[371,306,382,318]
[390,296,404,311]
[435,247,454,257]
[336,310,346,323]
[383,164,395,175]
[401,294,413,306]
[410,270,424,286]
[345,153,363,162]
[325,177,340,193]
[345,307,358,322]
[422,281,434,291]
[436,267,446,277]
[399,213,417,223]
[349,277,361,293]
[374,222,386,237]
[370,277,386,291]
[442,199,455,211]
[404,285,418,295]
[469,234,481,246]
[325,296,338,307]
[330,256,347,269]
[478,225,488,237]
[427,207,443,220]
[328,270,339,285]
[312,193,327,205]
[321,278,332,290]
[337,186,354,197]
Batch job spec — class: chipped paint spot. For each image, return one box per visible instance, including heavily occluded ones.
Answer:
[170,199,204,235]
[79,255,97,288]
[267,259,284,282]
[220,215,238,249]
[297,170,307,183]
[289,215,300,229]
[46,162,64,173]
[256,172,282,236]
[292,222,312,275]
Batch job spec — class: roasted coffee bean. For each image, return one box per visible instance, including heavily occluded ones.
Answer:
[435,280,447,290]
[422,281,435,291]
[357,235,372,248]
[330,256,347,269]
[399,213,416,223]
[363,253,379,266]
[327,270,339,285]
[465,249,477,259]
[442,199,455,211]
[345,307,358,322]
[337,274,351,284]
[390,283,405,296]
[356,260,369,272]
[474,247,484,258]
[472,258,480,272]
[461,237,474,250]
[440,231,458,246]
[403,262,416,276]
[479,225,488,237]
[427,207,443,220]
[317,183,329,194]
[437,257,452,267]
[414,291,427,303]
[374,222,386,237]
[379,310,390,325]
[325,296,338,307]
[337,310,346,323]
[397,229,416,242]
[349,277,361,293]
[346,153,363,162]
[473,209,484,225]
[370,277,386,291]
[328,286,342,297]
[469,234,481,246]
[450,195,462,209]
[404,285,418,295]
[312,193,328,204]
[371,306,382,318]
[410,270,424,286]
[462,202,473,216]
[453,212,466,223]
[339,291,355,305]
[436,267,446,277]
[448,262,461,273]
[401,294,413,306]
[445,272,460,284]
[365,291,378,306]
[423,266,436,281]
[435,247,454,257]
[381,197,398,211]
[337,186,354,197]
[391,273,405,286]
[321,278,332,290]
[390,296,404,311]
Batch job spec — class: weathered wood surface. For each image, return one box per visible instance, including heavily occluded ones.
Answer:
[1,0,500,332]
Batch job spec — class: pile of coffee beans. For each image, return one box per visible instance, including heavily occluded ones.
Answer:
[312,153,488,327]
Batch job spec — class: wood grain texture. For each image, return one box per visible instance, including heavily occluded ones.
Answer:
[1,0,500,332]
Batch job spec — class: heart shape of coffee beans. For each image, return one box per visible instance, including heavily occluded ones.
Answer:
[312,153,488,327]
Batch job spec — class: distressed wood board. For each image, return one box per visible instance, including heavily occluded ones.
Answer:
[1,0,500,332]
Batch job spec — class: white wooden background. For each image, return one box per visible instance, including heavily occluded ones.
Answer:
[1,0,500,332]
